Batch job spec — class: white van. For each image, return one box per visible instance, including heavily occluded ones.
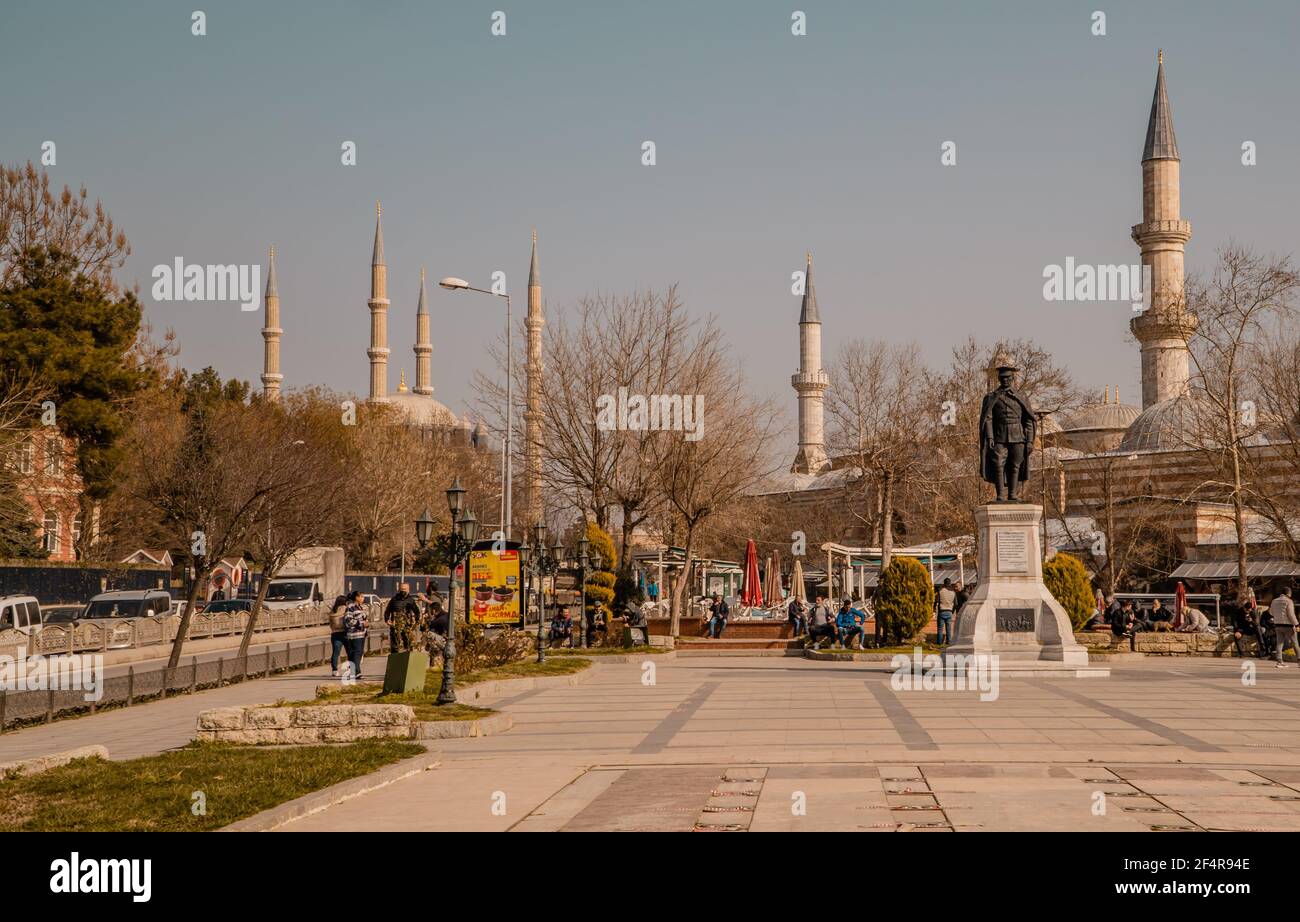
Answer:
[0,595,44,638]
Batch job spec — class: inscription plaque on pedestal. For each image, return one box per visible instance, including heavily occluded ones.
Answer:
[995,607,1035,632]
[996,531,1030,574]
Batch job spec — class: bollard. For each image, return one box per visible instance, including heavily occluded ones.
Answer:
[217,655,223,687]
[47,686,54,723]
[127,666,134,706]
[191,655,198,694]
[0,691,6,733]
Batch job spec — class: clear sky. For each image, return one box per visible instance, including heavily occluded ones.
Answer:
[3,0,1297,418]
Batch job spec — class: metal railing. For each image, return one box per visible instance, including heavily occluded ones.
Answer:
[0,602,379,657]
[0,626,387,732]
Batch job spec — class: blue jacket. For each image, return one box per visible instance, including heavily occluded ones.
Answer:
[836,608,865,630]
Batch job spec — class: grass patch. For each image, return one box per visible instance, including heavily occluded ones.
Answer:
[547,645,669,656]
[455,657,592,686]
[299,657,591,720]
[300,687,495,722]
[807,644,945,655]
[0,739,423,832]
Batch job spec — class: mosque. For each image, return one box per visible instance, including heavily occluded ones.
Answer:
[766,53,1300,589]
[257,205,549,528]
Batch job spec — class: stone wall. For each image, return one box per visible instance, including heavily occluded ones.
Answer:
[196,703,415,744]
[1076,631,1239,656]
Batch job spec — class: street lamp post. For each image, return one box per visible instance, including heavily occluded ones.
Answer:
[439,277,512,540]
[588,552,603,647]
[577,534,590,649]
[531,523,549,663]
[436,478,479,705]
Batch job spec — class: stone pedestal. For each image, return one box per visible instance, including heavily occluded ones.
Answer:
[947,504,1089,667]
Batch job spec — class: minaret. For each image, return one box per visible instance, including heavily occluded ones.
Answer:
[1130,51,1196,409]
[791,251,830,474]
[524,229,545,525]
[367,201,390,401]
[260,245,283,401]
[413,268,433,396]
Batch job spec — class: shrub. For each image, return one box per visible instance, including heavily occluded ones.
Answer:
[584,522,617,622]
[1044,552,1095,631]
[425,622,532,674]
[875,557,935,644]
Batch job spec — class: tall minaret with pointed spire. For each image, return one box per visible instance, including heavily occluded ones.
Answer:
[261,245,283,401]
[367,202,390,401]
[524,229,545,525]
[1130,51,1196,410]
[791,251,830,474]
[413,269,433,396]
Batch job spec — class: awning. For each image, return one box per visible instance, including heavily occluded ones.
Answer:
[1170,559,1300,580]
[855,563,972,589]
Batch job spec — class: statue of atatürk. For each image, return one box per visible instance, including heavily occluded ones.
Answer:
[978,365,1036,502]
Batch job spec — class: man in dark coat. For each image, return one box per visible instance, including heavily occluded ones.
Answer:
[978,365,1036,501]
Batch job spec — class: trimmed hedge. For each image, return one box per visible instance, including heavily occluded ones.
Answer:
[583,522,616,621]
[874,557,935,644]
[1043,552,1095,631]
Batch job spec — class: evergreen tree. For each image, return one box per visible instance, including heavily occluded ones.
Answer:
[0,247,147,503]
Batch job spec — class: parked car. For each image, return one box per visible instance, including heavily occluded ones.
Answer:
[75,590,174,649]
[203,598,253,614]
[0,595,43,637]
[361,593,382,608]
[80,590,174,621]
[39,605,83,625]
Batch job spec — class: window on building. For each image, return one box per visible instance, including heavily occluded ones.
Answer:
[71,512,83,549]
[42,511,60,555]
[44,437,62,476]
[15,439,34,474]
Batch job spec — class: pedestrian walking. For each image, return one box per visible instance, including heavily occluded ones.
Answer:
[1269,586,1299,668]
[329,594,348,676]
[935,578,958,645]
[341,590,369,680]
[384,582,421,651]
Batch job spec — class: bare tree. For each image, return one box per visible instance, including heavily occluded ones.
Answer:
[825,340,931,568]
[236,394,352,658]
[652,321,781,635]
[1183,246,1299,603]
[0,162,131,292]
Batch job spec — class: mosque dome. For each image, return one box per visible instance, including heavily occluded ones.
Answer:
[374,391,465,429]
[1061,401,1142,434]
[1119,394,1205,453]
[1057,388,1142,453]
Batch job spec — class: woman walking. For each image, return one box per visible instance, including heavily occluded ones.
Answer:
[342,590,369,680]
[329,594,348,677]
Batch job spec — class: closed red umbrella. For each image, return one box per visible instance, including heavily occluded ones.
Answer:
[741,539,763,608]
[1174,581,1187,629]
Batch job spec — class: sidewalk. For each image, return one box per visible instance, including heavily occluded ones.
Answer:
[0,652,390,763]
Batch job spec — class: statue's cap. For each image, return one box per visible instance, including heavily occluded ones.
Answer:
[996,364,1019,373]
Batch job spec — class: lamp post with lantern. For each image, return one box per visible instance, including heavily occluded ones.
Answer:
[577,534,590,649]
[435,477,479,705]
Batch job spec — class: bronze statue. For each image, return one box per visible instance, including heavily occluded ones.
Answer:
[978,365,1036,502]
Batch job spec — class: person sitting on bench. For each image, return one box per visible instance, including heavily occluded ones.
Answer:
[806,595,837,650]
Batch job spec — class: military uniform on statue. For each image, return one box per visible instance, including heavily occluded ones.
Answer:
[979,366,1035,503]
[946,363,1096,673]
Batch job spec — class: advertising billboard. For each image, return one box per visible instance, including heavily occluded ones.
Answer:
[467,541,522,625]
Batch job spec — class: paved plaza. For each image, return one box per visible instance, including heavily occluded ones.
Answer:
[274,655,1300,832]
[4,652,1299,831]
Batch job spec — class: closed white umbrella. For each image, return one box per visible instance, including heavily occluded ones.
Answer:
[791,558,807,603]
